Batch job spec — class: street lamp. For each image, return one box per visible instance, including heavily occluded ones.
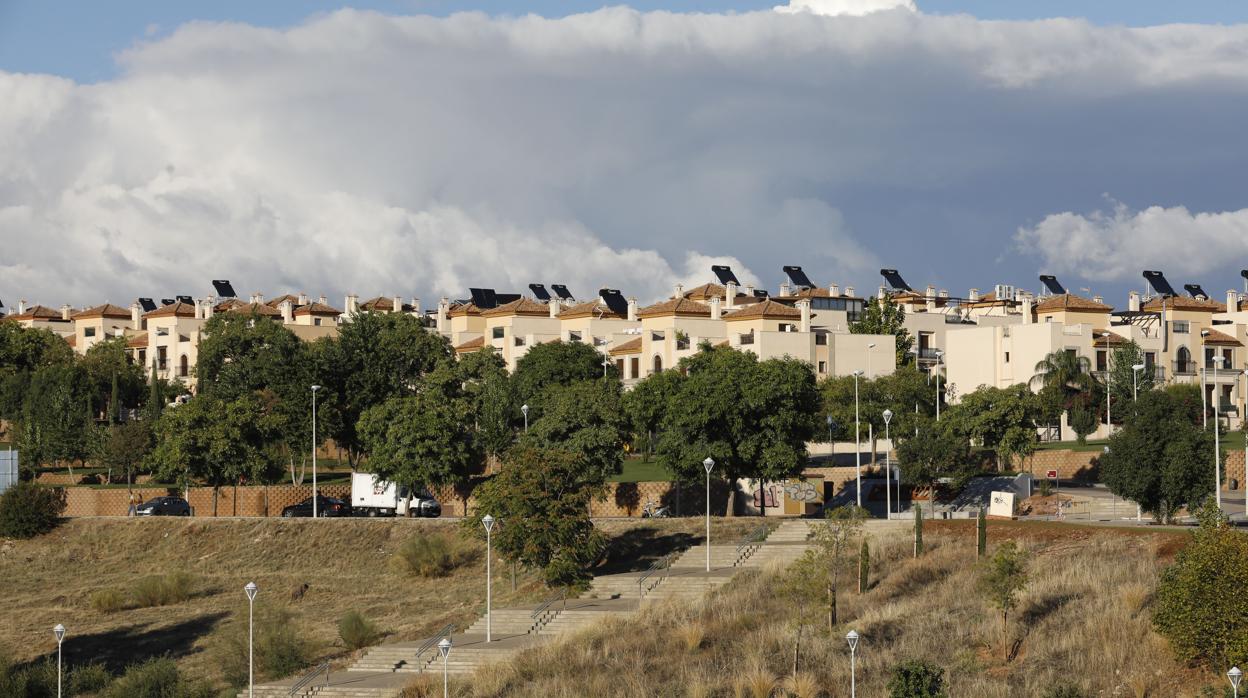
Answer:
[602,357,610,379]
[867,343,876,379]
[521,403,529,433]
[244,582,258,698]
[1098,332,1114,430]
[437,637,452,698]
[826,414,834,444]
[1213,355,1225,510]
[934,349,944,421]
[53,624,65,698]
[853,370,863,508]
[846,629,859,698]
[883,409,893,519]
[482,514,495,642]
[703,457,715,572]
[1231,666,1243,698]
[1131,363,1145,401]
[311,385,322,518]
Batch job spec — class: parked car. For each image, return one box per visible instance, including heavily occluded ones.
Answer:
[281,495,351,518]
[350,472,442,517]
[134,496,191,516]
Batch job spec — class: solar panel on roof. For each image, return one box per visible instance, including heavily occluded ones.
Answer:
[551,284,574,301]
[783,266,815,290]
[161,298,175,306]
[176,295,193,304]
[1242,270,1248,280]
[753,290,770,298]
[1142,271,1177,297]
[599,289,628,316]
[529,284,552,301]
[469,288,497,309]
[495,293,521,305]
[139,298,157,312]
[879,269,912,292]
[1183,284,1208,300]
[711,265,740,285]
[1039,275,1066,295]
[212,280,237,298]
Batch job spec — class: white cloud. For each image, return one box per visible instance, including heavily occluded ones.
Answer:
[1015,200,1248,282]
[774,0,916,17]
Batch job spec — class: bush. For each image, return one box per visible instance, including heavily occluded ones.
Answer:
[1042,685,1088,698]
[215,606,312,687]
[131,571,194,607]
[101,657,213,698]
[0,482,64,538]
[0,655,57,696]
[390,533,474,578]
[1154,502,1248,668]
[339,610,381,650]
[68,662,112,694]
[1036,479,1053,498]
[887,659,947,697]
[91,588,127,613]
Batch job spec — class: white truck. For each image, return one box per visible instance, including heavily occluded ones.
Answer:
[350,472,442,518]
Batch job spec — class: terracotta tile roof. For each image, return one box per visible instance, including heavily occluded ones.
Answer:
[1200,327,1242,346]
[637,298,711,319]
[360,296,418,313]
[143,301,198,319]
[293,302,342,316]
[127,334,149,349]
[608,336,643,355]
[1035,293,1112,313]
[480,298,551,318]
[559,299,628,320]
[448,302,482,318]
[683,283,726,301]
[266,294,300,308]
[64,334,76,347]
[8,305,69,321]
[724,299,803,321]
[1142,295,1226,312]
[71,303,132,320]
[454,336,484,353]
[218,300,282,317]
[961,292,1015,309]
[782,287,865,301]
[1092,330,1127,347]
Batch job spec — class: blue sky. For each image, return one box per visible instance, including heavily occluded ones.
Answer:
[5,1,1248,82]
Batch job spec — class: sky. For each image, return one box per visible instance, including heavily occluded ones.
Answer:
[3,0,1248,308]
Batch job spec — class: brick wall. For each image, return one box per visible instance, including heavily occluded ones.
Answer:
[1222,450,1246,492]
[1012,450,1101,481]
[62,483,351,517]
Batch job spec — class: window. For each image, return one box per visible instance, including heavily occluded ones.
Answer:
[1224,348,1234,365]
[1145,352,1156,368]
[779,323,796,332]
[137,349,146,366]
[568,331,582,342]
[178,355,189,378]
[492,327,504,340]
[815,333,828,346]
[1096,350,1107,372]
[817,360,827,374]
[616,359,625,377]
[156,327,169,337]
[651,331,665,341]
[1173,321,1190,334]
[630,357,639,377]
[593,336,607,347]
[1004,352,1010,363]
[739,331,755,346]
[157,346,167,371]
[313,318,322,326]
[514,336,525,347]
[652,355,663,373]
[84,327,96,338]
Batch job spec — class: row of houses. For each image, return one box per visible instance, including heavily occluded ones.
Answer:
[5,267,1248,432]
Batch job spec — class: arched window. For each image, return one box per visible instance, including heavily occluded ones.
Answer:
[1176,346,1192,374]
[652,354,663,374]
[179,354,189,378]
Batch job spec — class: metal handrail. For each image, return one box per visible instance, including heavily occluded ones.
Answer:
[734,523,770,562]
[414,623,455,672]
[287,661,330,697]
[637,552,678,598]
[531,588,567,621]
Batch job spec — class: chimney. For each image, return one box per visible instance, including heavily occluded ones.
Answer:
[318,295,327,305]
[436,297,449,333]
[627,297,638,322]
[797,299,811,333]
[130,301,141,330]
[1093,295,1104,306]
[877,286,886,300]
[725,281,737,309]
[204,298,214,320]
[279,299,294,324]
[410,297,421,316]
[61,304,71,321]
[346,294,359,315]
[674,282,684,299]
[829,283,840,297]
[709,296,722,320]
[1022,297,1034,324]
[297,292,309,306]
[939,289,948,298]
[250,292,263,305]
[1128,291,1141,313]
[17,299,26,315]
[1229,290,1239,313]
[969,288,980,302]
[925,285,937,313]
[845,286,855,297]
[549,299,560,318]
[193,299,203,320]
[393,295,402,314]
[780,281,792,297]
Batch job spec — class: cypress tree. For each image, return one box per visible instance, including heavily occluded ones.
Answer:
[109,369,120,425]
[145,361,163,423]
[858,540,870,593]
[977,507,987,558]
[914,503,924,558]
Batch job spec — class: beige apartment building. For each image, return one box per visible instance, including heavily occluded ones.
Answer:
[70,303,133,354]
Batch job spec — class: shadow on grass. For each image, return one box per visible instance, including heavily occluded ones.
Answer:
[33,612,230,673]
[592,526,699,574]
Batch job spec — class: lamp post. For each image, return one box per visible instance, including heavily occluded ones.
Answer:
[244,582,258,698]
[311,385,321,518]
[1099,331,1114,430]
[1231,666,1243,698]
[482,514,495,642]
[703,457,715,572]
[437,637,452,698]
[521,403,529,433]
[826,414,833,445]
[53,624,65,698]
[853,370,863,508]
[1131,363,1145,401]
[1214,355,1224,510]
[883,409,893,519]
[867,343,876,379]
[602,357,610,379]
[846,630,859,698]
[934,349,944,421]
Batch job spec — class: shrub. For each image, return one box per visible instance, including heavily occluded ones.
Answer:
[1154,502,1248,668]
[91,588,126,613]
[0,482,64,538]
[858,540,870,593]
[977,541,1029,660]
[68,662,112,694]
[391,533,474,578]
[1041,685,1088,698]
[216,606,312,686]
[887,659,947,697]
[0,656,57,696]
[101,656,213,698]
[339,610,381,650]
[976,508,986,557]
[1037,479,1054,498]
[131,571,194,607]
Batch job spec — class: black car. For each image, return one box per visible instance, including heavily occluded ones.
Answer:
[135,496,191,516]
[281,495,351,518]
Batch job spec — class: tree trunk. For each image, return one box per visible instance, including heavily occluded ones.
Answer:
[758,479,766,518]
[264,485,270,517]
[792,620,802,676]
[724,472,736,517]
[212,486,219,517]
[828,583,837,632]
[1002,610,1008,661]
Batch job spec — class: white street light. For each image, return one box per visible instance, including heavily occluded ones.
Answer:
[883,409,893,519]
[311,385,322,519]
[703,457,715,572]
[1131,363,1145,401]
[853,370,863,508]
[244,582,258,698]
[521,403,529,433]
[1099,332,1114,430]
[1231,666,1243,698]
[53,624,66,698]
[602,357,610,378]
[934,349,944,422]
[482,514,495,642]
[437,637,452,698]
[1213,354,1225,510]
[867,343,876,379]
[826,414,834,444]
[846,629,859,698]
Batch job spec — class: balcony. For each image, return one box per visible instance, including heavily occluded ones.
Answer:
[915,348,942,361]
[1204,359,1236,371]
[1173,360,1196,376]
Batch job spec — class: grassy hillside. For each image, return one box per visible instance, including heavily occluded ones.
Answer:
[0,516,763,693]
[438,522,1218,697]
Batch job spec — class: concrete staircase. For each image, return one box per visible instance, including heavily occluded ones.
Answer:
[464,609,545,638]
[536,606,633,636]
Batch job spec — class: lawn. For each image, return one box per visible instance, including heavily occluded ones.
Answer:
[609,458,672,483]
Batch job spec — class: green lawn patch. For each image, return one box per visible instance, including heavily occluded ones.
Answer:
[609,458,672,483]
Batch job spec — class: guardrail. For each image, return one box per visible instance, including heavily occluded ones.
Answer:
[531,588,567,632]
[734,523,770,564]
[287,661,330,697]
[415,623,455,673]
[637,552,678,599]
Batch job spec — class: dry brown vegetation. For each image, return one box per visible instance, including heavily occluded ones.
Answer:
[0,516,762,692]
[438,523,1225,697]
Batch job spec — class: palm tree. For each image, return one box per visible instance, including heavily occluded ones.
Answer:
[1031,351,1097,441]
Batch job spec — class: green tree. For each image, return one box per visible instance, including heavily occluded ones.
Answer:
[895,415,974,493]
[457,346,513,458]
[18,363,93,473]
[655,346,819,515]
[510,340,612,422]
[858,539,870,593]
[944,384,1040,471]
[850,295,914,367]
[622,368,682,458]
[144,361,165,423]
[96,420,154,497]
[976,507,987,557]
[977,541,1029,658]
[1153,502,1248,669]
[788,505,867,633]
[821,366,935,469]
[524,379,628,483]
[467,446,606,587]
[887,659,947,698]
[1031,350,1100,441]
[80,336,145,421]
[1108,340,1152,406]
[1100,385,1214,523]
[0,481,64,538]
[0,323,75,421]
